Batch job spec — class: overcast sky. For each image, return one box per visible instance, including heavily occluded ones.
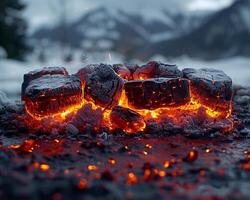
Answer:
[22,0,234,31]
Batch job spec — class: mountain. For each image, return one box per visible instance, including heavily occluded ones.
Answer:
[139,0,250,60]
[32,5,210,61]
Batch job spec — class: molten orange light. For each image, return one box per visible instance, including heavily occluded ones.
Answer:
[24,76,232,134]
[126,172,138,185]
[87,165,98,171]
[40,164,50,171]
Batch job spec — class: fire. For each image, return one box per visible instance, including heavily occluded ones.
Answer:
[24,72,232,134]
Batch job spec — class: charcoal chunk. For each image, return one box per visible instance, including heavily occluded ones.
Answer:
[76,64,99,85]
[69,103,103,132]
[22,74,82,117]
[182,68,232,116]
[22,67,68,97]
[124,78,190,110]
[84,64,124,108]
[133,61,182,80]
[110,106,145,133]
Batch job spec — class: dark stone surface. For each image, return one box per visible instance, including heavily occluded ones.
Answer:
[22,67,68,97]
[84,64,124,108]
[110,106,145,132]
[183,68,233,115]
[124,78,190,110]
[22,75,82,116]
[133,61,182,80]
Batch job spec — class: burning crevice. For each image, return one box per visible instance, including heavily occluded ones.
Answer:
[20,62,234,134]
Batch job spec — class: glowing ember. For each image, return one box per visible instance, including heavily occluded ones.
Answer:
[22,63,234,134]
[205,148,211,153]
[163,161,171,168]
[108,158,116,165]
[87,165,98,171]
[126,172,138,185]
[40,164,50,171]
[23,74,83,119]
[145,144,153,149]
[77,179,88,190]
[185,150,198,162]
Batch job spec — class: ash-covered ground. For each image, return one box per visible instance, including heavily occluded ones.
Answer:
[0,86,250,200]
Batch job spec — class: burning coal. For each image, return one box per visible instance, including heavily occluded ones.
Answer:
[21,61,234,134]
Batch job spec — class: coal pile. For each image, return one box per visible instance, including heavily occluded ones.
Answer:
[12,61,237,135]
[0,62,250,199]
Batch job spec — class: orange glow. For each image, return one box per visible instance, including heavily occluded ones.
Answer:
[159,170,166,177]
[9,144,21,149]
[186,150,198,162]
[145,144,153,149]
[78,179,88,190]
[205,148,211,153]
[87,165,98,171]
[108,158,116,165]
[163,161,171,168]
[241,162,250,171]
[126,172,138,185]
[40,164,50,171]
[24,76,232,134]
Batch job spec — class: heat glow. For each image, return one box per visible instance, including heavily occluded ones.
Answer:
[24,81,232,134]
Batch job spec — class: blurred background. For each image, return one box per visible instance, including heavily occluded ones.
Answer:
[0,0,250,99]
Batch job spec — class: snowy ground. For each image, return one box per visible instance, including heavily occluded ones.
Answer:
[0,55,249,99]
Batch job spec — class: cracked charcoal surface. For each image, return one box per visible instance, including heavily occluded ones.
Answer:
[22,67,68,97]
[124,78,190,110]
[112,64,131,80]
[76,64,99,85]
[24,75,81,100]
[84,64,124,108]
[133,61,182,80]
[22,75,82,116]
[112,63,140,80]
[110,106,145,132]
[183,68,233,114]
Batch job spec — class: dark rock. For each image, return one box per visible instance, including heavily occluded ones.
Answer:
[124,78,190,110]
[110,106,145,133]
[133,61,182,80]
[22,74,82,117]
[183,68,233,117]
[22,67,68,97]
[84,64,124,108]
